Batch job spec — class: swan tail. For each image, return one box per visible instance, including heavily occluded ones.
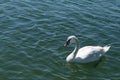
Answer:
[103,46,111,53]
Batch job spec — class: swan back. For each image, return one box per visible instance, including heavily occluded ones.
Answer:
[74,46,110,63]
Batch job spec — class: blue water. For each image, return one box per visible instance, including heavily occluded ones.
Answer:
[0,0,120,79]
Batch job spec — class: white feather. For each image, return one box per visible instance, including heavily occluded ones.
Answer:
[65,35,111,63]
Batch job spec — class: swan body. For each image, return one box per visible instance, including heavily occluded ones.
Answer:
[64,35,111,63]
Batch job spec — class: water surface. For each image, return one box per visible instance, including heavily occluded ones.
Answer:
[0,0,120,79]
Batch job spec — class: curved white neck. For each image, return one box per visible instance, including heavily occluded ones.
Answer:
[72,38,80,58]
[66,38,80,62]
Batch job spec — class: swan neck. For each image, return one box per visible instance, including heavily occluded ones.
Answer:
[72,38,80,58]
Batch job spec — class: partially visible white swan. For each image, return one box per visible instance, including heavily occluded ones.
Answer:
[64,35,111,63]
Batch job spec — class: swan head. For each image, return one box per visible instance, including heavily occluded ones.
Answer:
[64,35,77,46]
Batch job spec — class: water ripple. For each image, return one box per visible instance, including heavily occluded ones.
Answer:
[0,0,120,79]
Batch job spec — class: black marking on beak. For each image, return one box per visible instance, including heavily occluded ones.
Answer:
[64,39,71,47]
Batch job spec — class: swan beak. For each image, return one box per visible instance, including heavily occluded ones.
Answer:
[64,43,67,47]
[64,39,70,47]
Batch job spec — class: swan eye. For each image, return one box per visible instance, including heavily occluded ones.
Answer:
[64,39,71,46]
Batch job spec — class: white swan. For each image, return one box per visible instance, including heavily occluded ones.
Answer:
[64,35,111,63]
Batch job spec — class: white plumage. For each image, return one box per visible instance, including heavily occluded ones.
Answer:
[64,35,111,63]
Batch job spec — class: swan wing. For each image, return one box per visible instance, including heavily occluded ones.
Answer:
[75,46,104,62]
